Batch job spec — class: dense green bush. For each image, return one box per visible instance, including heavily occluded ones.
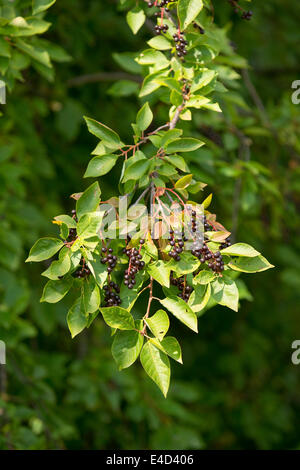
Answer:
[0,0,300,450]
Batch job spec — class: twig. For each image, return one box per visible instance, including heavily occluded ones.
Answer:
[169,103,185,129]
[242,68,270,128]
[230,126,251,242]
[68,71,142,87]
[142,277,154,334]
[131,187,151,207]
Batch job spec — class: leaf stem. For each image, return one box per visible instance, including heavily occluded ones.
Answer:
[142,277,153,334]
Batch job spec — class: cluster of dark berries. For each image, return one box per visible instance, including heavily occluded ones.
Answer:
[148,0,171,9]
[154,23,169,35]
[241,10,253,20]
[186,210,204,252]
[220,236,232,250]
[101,247,118,274]
[173,33,188,57]
[203,215,231,249]
[122,241,145,289]
[103,282,121,307]
[67,209,78,242]
[203,215,212,232]
[73,258,91,279]
[67,228,77,242]
[191,242,210,261]
[207,251,225,273]
[148,0,171,32]
[168,229,186,262]
[190,210,198,233]
[192,244,225,273]
[147,0,188,59]
[171,273,193,302]
[227,0,252,20]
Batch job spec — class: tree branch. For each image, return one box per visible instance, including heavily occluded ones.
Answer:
[142,278,154,335]
[68,71,142,87]
[242,68,270,128]
[169,103,185,129]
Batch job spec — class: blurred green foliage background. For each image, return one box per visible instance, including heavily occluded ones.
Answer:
[0,0,300,450]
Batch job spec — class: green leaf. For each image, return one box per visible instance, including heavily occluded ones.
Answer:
[77,212,103,239]
[84,154,118,178]
[100,306,135,330]
[236,279,253,302]
[212,279,239,312]
[122,159,151,182]
[32,0,56,15]
[87,257,108,288]
[15,39,51,68]
[139,70,168,97]
[193,269,216,285]
[41,248,71,280]
[113,52,142,74]
[26,238,63,262]
[70,251,82,271]
[147,36,172,50]
[0,57,9,75]
[86,310,100,329]
[126,7,146,34]
[112,329,144,370]
[34,38,72,63]
[189,181,207,194]
[188,284,211,314]
[120,150,146,182]
[165,154,189,172]
[150,337,183,364]
[67,297,88,338]
[84,117,121,148]
[140,341,170,397]
[10,18,51,37]
[54,214,76,228]
[58,223,68,242]
[136,102,153,132]
[143,239,158,259]
[161,129,183,148]
[147,261,170,288]
[157,162,177,177]
[146,310,170,341]
[0,37,11,58]
[76,182,101,219]
[168,252,200,275]
[166,138,204,153]
[120,271,147,311]
[156,77,182,94]
[178,0,204,30]
[221,243,261,257]
[206,231,230,243]
[136,49,169,69]
[229,255,274,273]
[160,296,198,332]
[41,277,73,304]
[202,193,212,209]
[81,277,100,314]
[175,174,193,189]
[191,69,216,93]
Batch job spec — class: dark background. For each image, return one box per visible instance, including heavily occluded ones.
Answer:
[0,0,300,450]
